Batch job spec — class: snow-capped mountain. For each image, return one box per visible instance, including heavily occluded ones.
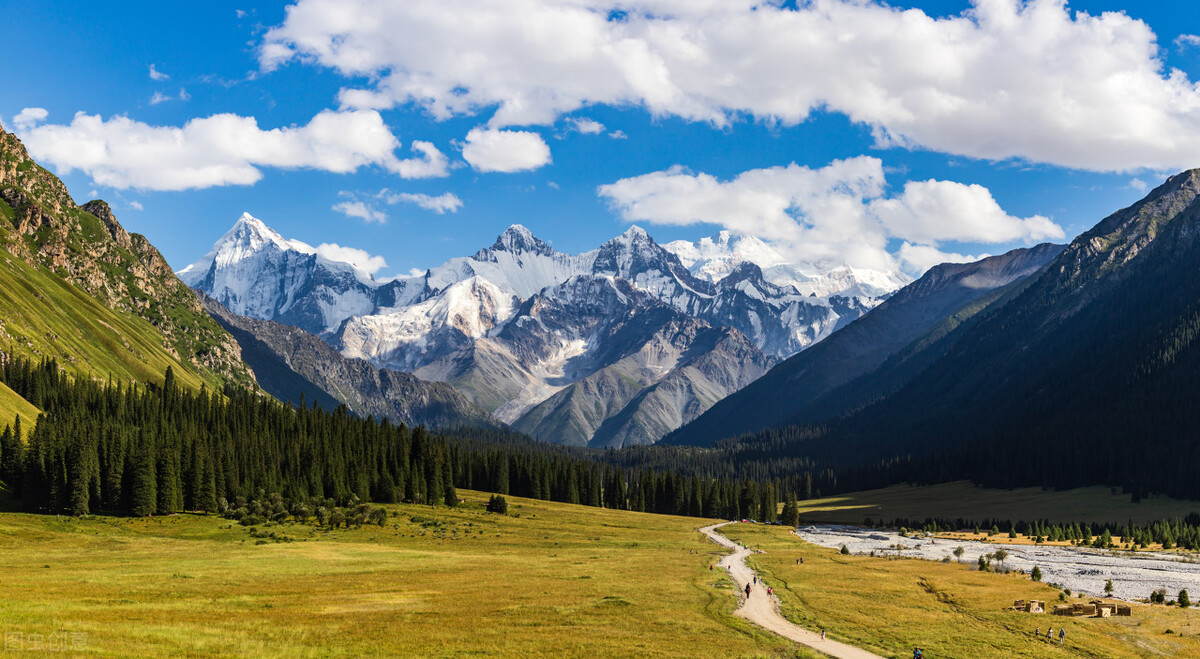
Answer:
[182,217,906,446]
[179,213,380,335]
[664,230,909,299]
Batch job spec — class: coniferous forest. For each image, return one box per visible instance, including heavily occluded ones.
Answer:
[0,354,779,522]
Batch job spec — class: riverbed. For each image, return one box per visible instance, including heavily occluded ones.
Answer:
[796,524,1200,602]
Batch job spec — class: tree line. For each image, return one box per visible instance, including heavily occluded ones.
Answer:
[0,355,784,521]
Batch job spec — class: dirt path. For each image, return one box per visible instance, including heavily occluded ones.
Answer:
[701,522,884,659]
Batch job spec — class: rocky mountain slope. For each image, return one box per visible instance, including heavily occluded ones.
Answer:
[183,218,896,445]
[202,295,497,429]
[665,242,1064,446]
[705,170,1200,500]
[0,119,254,392]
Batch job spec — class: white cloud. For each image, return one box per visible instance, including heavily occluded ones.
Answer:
[608,129,628,140]
[461,127,551,173]
[128,200,144,211]
[382,191,463,214]
[598,156,1063,275]
[260,0,1200,172]
[897,242,981,274]
[1129,177,1148,192]
[12,107,48,132]
[314,242,388,275]
[392,140,450,178]
[148,64,170,81]
[14,108,439,191]
[568,117,605,134]
[333,200,388,223]
[149,89,190,105]
[1176,34,1200,51]
[869,179,1064,245]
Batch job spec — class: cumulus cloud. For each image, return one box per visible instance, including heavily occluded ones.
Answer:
[128,200,144,211]
[869,179,1063,245]
[382,191,463,214]
[260,0,1200,172]
[314,242,388,275]
[12,107,48,132]
[897,242,982,274]
[461,127,551,173]
[14,108,445,191]
[598,156,1063,275]
[148,64,170,81]
[392,140,450,178]
[1176,34,1200,51]
[333,200,387,223]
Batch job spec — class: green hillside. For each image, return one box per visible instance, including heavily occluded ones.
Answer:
[0,242,213,392]
[0,381,38,437]
[0,120,255,396]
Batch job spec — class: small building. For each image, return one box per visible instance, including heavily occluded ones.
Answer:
[1116,605,1132,616]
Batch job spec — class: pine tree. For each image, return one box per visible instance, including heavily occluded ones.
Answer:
[442,457,458,507]
[130,439,157,517]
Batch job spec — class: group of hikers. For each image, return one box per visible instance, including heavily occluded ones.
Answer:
[1035,626,1067,644]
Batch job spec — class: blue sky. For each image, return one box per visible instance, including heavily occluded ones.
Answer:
[4,0,1200,280]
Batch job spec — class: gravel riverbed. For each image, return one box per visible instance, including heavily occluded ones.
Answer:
[796,524,1200,602]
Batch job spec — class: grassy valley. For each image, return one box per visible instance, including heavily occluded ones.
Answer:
[0,491,807,658]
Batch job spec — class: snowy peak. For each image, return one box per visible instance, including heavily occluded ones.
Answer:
[484,224,556,257]
[594,225,687,278]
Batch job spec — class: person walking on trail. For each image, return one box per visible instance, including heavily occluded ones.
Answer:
[1035,627,1040,639]
[1046,628,1053,641]
[1059,627,1065,644]
[820,630,826,641]
[745,583,751,597]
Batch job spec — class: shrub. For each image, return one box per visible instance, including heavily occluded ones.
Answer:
[1180,590,1191,609]
[1104,579,1114,595]
[486,495,508,514]
[1031,566,1042,582]
[840,545,850,555]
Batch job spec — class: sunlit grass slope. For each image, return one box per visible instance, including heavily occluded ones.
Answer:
[0,491,816,658]
[724,524,1200,659]
[0,244,213,392]
[0,381,38,435]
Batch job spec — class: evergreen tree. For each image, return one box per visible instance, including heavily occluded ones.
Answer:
[442,457,458,507]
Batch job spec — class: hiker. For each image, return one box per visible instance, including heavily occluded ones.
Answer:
[913,648,923,659]
[820,630,826,641]
[1058,628,1065,644]
[745,583,752,597]
[1035,627,1039,638]
[709,564,713,571]
[1046,628,1052,641]
[796,558,800,565]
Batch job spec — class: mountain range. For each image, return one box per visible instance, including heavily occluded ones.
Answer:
[181,216,901,446]
[669,168,1200,501]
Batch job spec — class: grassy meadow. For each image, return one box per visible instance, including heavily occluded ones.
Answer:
[723,523,1200,659]
[795,481,1200,527]
[0,490,815,658]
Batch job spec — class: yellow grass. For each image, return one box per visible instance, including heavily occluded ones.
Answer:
[723,523,1200,659]
[0,491,815,658]
[797,481,1200,526]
